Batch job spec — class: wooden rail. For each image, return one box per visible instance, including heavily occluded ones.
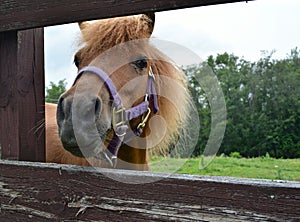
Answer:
[0,160,299,221]
[0,0,251,32]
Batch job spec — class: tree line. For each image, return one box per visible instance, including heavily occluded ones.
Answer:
[185,48,300,158]
[46,48,300,158]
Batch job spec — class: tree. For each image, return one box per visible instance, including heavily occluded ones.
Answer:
[186,48,300,158]
[184,65,212,157]
[45,79,67,104]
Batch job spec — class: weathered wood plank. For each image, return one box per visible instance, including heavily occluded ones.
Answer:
[0,160,299,221]
[0,29,45,161]
[17,28,45,161]
[0,0,252,32]
[0,31,19,159]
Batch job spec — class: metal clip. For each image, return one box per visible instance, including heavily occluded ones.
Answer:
[148,66,155,80]
[112,107,126,129]
[137,108,151,129]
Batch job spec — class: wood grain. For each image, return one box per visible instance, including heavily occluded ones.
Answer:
[0,31,19,159]
[0,0,251,32]
[0,29,45,161]
[0,160,299,221]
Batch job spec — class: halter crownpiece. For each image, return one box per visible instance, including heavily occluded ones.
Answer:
[74,66,159,167]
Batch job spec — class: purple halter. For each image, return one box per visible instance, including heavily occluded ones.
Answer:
[73,66,159,167]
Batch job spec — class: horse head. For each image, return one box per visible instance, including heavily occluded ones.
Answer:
[56,13,191,170]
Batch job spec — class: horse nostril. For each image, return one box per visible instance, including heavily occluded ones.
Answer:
[94,97,101,117]
[57,97,65,127]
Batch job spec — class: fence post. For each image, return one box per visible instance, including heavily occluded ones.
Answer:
[0,28,45,161]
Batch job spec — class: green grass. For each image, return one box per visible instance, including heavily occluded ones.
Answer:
[150,156,300,181]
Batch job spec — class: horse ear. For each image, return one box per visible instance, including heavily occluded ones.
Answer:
[144,12,155,27]
[139,12,155,37]
[78,21,90,31]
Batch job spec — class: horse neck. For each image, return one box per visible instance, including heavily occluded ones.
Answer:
[116,139,149,171]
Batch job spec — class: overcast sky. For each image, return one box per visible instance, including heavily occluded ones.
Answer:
[45,0,300,88]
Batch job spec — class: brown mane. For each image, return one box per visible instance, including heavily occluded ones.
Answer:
[77,14,155,68]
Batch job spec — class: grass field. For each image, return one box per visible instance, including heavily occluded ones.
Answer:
[150,156,300,181]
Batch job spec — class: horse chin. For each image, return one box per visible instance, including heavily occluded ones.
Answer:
[64,146,86,157]
[63,139,116,167]
[62,127,114,160]
[63,142,102,158]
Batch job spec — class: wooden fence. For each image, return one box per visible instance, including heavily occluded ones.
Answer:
[0,0,299,221]
[0,160,299,221]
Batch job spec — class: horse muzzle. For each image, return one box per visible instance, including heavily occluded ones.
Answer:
[56,93,109,159]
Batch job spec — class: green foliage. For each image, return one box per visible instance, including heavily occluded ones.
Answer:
[185,48,300,158]
[264,152,271,159]
[45,79,67,104]
[229,151,242,159]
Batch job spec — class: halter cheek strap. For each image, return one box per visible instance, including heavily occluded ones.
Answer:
[74,66,159,167]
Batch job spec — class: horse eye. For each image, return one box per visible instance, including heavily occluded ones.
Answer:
[74,55,80,68]
[132,58,148,69]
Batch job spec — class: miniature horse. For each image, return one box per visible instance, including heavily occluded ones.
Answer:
[46,13,191,170]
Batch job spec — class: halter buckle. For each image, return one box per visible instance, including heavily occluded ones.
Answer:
[137,108,151,129]
[148,66,155,80]
[112,107,126,129]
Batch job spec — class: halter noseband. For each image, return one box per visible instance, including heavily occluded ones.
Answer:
[73,66,159,167]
